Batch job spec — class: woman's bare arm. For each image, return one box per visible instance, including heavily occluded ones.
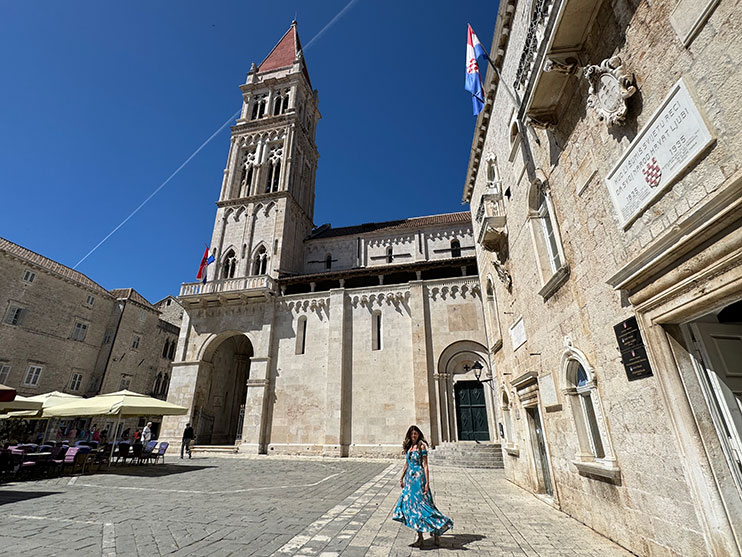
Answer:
[421,442,430,494]
[400,459,408,487]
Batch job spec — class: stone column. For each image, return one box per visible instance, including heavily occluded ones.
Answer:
[324,288,347,456]
[409,281,434,442]
[240,356,270,454]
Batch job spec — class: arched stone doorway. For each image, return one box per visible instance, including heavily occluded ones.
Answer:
[194,333,253,445]
[436,340,495,443]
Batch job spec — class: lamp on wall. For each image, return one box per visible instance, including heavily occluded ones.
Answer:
[464,361,493,389]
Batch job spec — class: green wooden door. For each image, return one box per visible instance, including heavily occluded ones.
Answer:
[455,381,490,441]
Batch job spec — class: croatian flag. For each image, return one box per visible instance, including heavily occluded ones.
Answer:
[465,24,488,115]
[196,246,215,284]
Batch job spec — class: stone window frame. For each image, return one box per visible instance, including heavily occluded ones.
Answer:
[84,294,95,307]
[167,340,176,360]
[24,364,43,387]
[0,363,11,384]
[4,302,27,327]
[325,253,333,270]
[120,374,132,391]
[560,339,620,481]
[131,334,141,350]
[70,320,89,342]
[386,246,394,264]
[527,176,569,300]
[501,389,520,456]
[69,372,83,392]
[295,315,307,355]
[252,244,269,276]
[371,310,382,351]
[222,248,238,279]
[22,269,36,284]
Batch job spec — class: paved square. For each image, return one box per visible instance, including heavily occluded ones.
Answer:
[0,456,633,556]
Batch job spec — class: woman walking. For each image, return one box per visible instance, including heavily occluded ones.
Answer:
[392,425,453,547]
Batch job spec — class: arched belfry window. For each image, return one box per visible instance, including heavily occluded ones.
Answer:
[451,239,462,258]
[237,148,256,197]
[325,254,332,270]
[251,94,267,119]
[272,88,290,116]
[264,144,283,193]
[253,246,268,275]
[296,315,307,355]
[561,340,619,480]
[528,178,568,298]
[222,249,237,279]
[386,246,394,264]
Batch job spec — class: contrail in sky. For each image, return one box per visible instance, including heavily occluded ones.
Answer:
[73,0,361,270]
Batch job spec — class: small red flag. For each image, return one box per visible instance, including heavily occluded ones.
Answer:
[196,247,210,280]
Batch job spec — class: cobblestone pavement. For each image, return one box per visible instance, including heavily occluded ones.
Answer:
[0,456,633,556]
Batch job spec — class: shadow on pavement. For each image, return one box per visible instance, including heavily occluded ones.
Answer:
[89,464,216,478]
[414,533,486,551]
[0,490,61,506]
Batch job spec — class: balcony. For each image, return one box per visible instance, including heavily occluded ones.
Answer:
[476,194,508,255]
[179,275,276,305]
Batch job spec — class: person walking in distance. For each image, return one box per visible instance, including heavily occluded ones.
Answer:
[142,422,152,444]
[392,425,453,548]
[181,423,195,459]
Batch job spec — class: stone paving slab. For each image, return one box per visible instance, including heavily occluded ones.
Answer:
[0,456,634,556]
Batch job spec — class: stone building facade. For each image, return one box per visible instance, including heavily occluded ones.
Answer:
[0,238,181,435]
[161,23,494,457]
[463,0,741,555]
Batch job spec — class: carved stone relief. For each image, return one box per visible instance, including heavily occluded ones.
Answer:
[584,57,636,127]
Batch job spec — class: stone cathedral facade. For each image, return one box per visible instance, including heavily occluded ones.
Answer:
[161,23,493,457]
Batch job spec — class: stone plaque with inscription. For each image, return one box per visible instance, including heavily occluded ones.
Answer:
[509,317,527,351]
[605,78,714,227]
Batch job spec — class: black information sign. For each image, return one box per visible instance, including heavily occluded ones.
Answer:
[613,316,654,381]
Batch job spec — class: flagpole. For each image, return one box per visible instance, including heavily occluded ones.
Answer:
[481,50,521,108]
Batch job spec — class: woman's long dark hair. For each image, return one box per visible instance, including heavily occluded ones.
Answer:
[403,425,426,453]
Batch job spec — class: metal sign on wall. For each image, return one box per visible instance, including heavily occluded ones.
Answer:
[605,78,715,227]
[614,316,654,381]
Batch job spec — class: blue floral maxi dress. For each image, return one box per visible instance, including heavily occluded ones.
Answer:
[392,447,453,534]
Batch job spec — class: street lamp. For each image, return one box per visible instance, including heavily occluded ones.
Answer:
[464,361,494,391]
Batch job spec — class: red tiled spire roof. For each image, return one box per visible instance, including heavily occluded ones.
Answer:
[258,21,312,88]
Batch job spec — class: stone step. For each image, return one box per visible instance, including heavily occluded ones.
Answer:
[427,443,504,469]
[191,445,239,454]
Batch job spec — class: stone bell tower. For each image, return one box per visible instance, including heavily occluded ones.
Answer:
[207,21,320,281]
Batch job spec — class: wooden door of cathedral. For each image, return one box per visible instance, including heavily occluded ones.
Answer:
[455,381,489,441]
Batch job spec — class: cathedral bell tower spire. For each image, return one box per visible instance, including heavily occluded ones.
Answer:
[208,22,320,282]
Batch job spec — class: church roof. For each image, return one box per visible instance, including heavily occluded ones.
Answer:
[109,288,158,311]
[308,211,472,240]
[258,21,312,88]
[0,236,111,296]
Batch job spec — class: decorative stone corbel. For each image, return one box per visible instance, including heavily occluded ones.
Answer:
[584,56,636,127]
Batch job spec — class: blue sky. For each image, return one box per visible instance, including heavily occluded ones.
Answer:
[1,1,498,303]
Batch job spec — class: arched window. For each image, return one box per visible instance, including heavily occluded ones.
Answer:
[222,250,237,279]
[567,360,604,458]
[295,316,307,355]
[251,94,267,119]
[537,189,562,273]
[485,278,499,345]
[161,373,169,395]
[561,342,618,480]
[325,254,332,270]
[386,246,394,264]
[272,89,290,115]
[253,246,268,275]
[268,161,281,192]
[168,340,176,360]
[153,373,162,395]
[528,178,568,298]
[162,340,169,359]
[451,239,461,258]
[371,311,382,351]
